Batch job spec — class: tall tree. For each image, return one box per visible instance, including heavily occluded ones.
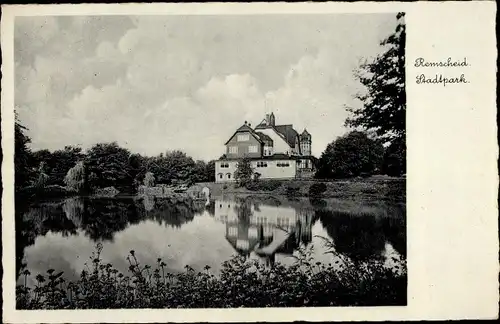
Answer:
[14,118,34,191]
[346,12,406,142]
[84,142,133,191]
[205,160,216,182]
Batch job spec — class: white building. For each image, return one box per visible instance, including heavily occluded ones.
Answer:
[215,113,315,183]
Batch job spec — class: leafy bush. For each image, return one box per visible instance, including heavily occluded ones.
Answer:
[308,182,327,198]
[246,180,282,192]
[16,243,406,309]
[286,183,301,198]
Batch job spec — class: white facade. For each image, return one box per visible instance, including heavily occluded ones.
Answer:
[215,160,238,182]
[255,128,292,155]
[215,159,297,183]
[251,159,297,180]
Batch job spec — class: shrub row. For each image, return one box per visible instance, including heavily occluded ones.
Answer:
[16,243,406,309]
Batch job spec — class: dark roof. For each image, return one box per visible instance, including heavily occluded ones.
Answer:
[236,124,254,132]
[300,129,311,138]
[254,132,273,143]
[274,125,299,148]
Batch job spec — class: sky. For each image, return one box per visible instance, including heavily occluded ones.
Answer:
[15,14,397,161]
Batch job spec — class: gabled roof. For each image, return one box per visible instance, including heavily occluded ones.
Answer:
[274,125,299,148]
[224,124,263,145]
[236,124,254,132]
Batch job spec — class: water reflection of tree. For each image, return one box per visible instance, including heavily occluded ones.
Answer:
[16,199,78,278]
[16,202,36,278]
[135,196,199,229]
[16,195,206,280]
[318,209,406,263]
[22,202,78,238]
[381,206,406,257]
[81,198,140,241]
[234,199,252,222]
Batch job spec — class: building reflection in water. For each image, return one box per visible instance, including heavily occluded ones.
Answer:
[213,197,316,265]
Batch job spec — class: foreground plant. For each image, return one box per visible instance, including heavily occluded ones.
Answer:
[16,242,407,309]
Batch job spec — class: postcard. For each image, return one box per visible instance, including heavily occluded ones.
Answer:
[1,1,498,323]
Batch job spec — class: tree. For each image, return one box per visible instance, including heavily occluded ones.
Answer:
[84,142,133,191]
[33,162,49,189]
[345,12,406,142]
[381,136,406,176]
[205,160,216,182]
[64,161,86,193]
[234,156,254,188]
[32,146,84,186]
[148,150,197,185]
[14,118,35,191]
[143,172,155,187]
[315,131,384,179]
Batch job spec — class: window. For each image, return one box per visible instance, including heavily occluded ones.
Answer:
[229,146,238,154]
[248,145,258,153]
[227,173,231,179]
[220,162,230,168]
[218,173,223,179]
[228,227,238,237]
[277,162,290,167]
[257,161,267,168]
[237,134,250,142]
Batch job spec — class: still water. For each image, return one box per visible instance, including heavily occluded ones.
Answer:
[16,195,405,285]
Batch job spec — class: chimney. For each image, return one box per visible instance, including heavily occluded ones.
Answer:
[265,114,270,125]
[269,112,275,126]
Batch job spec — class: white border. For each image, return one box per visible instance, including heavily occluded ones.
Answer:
[2,1,498,322]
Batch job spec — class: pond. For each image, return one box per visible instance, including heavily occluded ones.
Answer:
[16,194,406,286]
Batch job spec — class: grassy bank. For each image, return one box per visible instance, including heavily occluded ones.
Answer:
[17,243,406,309]
[199,177,405,203]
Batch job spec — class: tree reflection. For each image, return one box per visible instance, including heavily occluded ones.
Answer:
[135,196,199,228]
[317,208,406,263]
[15,198,78,278]
[16,195,205,278]
[80,198,140,241]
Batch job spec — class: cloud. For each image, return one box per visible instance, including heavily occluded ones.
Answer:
[14,14,398,160]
